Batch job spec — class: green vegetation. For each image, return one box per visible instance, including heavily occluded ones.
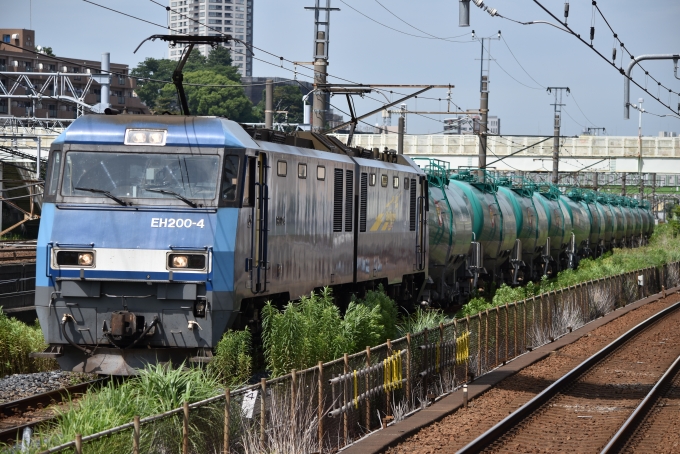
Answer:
[252,84,306,124]
[261,286,399,376]
[37,364,221,451]
[0,312,55,375]
[396,307,450,337]
[209,328,253,388]
[131,47,256,121]
[457,223,680,317]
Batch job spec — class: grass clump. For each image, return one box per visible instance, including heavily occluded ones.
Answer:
[39,363,221,451]
[396,307,450,337]
[262,286,399,377]
[209,328,252,387]
[0,313,55,375]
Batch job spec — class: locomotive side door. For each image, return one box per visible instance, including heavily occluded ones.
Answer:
[248,153,269,294]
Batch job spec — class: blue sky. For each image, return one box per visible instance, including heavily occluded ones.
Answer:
[2,0,679,136]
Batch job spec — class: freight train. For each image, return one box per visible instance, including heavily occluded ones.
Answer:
[31,115,653,374]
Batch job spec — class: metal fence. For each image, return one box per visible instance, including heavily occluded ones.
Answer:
[37,263,680,454]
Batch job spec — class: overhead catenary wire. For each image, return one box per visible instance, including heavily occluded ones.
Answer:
[528,0,680,117]
[338,0,472,42]
[0,40,302,90]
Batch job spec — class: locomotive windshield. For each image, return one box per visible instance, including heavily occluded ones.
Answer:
[60,152,220,204]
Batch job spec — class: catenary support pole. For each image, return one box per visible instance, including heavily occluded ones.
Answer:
[265,79,273,129]
[479,75,489,168]
[397,115,405,155]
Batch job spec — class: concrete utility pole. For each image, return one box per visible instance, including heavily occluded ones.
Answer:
[652,173,657,221]
[593,172,599,191]
[636,98,644,181]
[397,104,406,155]
[547,87,570,184]
[305,0,340,133]
[473,30,501,168]
[264,79,273,129]
[621,173,627,196]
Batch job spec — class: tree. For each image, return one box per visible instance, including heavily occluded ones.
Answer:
[207,46,242,82]
[40,47,55,57]
[131,47,245,114]
[158,70,255,122]
[253,85,305,125]
[130,57,177,108]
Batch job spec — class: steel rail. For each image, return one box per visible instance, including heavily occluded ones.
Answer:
[600,353,680,453]
[456,298,680,454]
[0,378,107,444]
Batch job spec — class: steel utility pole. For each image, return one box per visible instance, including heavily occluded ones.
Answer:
[473,30,501,168]
[547,87,570,184]
[305,0,340,133]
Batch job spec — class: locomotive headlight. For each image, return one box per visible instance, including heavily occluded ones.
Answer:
[171,255,189,268]
[124,129,167,146]
[55,250,95,267]
[78,252,94,266]
[148,132,165,144]
[167,253,207,270]
[130,132,147,143]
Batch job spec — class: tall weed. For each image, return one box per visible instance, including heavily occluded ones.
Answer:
[0,313,55,375]
[209,328,252,387]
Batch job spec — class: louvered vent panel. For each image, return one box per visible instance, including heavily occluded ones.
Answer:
[360,173,368,232]
[333,169,343,232]
[345,170,354,232]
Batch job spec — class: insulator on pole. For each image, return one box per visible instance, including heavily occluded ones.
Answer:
[590,26,595,41]
[564,1,569,20]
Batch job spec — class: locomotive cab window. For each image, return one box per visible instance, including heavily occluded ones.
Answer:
[393,176,399,189]
[381,174,388,187]
[46,151,62,196]
[221,155,240,202]
[61,151,220,205]
[277,160,287,177]
[298,163,307,179]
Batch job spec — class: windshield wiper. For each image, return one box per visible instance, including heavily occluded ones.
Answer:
[144,187,198,208]
[74,187,129,207]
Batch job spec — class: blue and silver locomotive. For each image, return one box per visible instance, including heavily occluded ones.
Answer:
[34,115,429,374]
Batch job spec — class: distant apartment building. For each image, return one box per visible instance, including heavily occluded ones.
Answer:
[443,115,500,135]
[167,0,253,77]
[659,131,678,138]
[0,29,149,118]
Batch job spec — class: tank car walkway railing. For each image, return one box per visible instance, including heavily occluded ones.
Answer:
[36,262,680,454]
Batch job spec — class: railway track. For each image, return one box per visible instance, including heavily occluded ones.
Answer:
[458,299,680,454]
[0,378,106,445]
[603,354,680,453]
[0,248,36,263]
